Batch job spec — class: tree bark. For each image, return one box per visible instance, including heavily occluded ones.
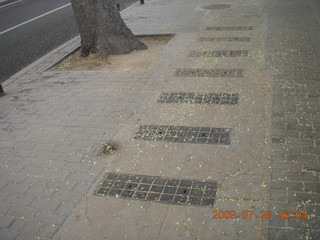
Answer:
[71,0,147,58]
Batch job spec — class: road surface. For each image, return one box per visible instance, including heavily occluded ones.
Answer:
[0,0,138,83]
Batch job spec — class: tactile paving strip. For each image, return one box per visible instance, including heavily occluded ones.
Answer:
[133,125,231,145]
[158,93,239,104]
[188,50,248,57]
[95,172,218,206]
[175,68,244,77]
[206,26,254,31]
[198,37,250,42]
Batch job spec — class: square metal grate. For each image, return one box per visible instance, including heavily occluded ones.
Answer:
[198,37,250,42]
[188,50,248,57]
[95,172,218,206]
[206,26,254,31]
[157,93,239,105]
[175,68,244,78]
[133,125,231,145]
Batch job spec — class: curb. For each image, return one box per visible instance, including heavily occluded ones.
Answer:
[3,36,80,88]
[0,82,5,96]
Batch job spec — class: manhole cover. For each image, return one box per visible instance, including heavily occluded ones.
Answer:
[158,93,239,105]
[95,172,218,206]
[202,4,231,9]
[175,68,244,78]
[133,125,231,145]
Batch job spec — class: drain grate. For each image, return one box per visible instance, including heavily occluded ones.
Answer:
[206,26,254,31]
[158,93,239,104]
[175,68,244,77]
[188,50,248,57]
[95,172,218,206]
[133,125,231,145]
[198,37,250,42]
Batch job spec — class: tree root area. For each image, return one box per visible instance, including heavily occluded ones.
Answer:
[49,35,173,71]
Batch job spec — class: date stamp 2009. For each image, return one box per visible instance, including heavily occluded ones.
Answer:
[212,210,308,220]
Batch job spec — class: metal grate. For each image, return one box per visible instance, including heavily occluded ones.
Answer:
[95,172,218,206]
[133,125,231,145]
[158,93,239,104]
[198,37,250,42]
[206,26,254,31]
[175,68,244,77]
[188,50,248,57]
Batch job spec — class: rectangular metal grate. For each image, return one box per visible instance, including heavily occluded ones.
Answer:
[175,68,244,77]
[95,172,218,206]
[133,125,231,145]
[158,93,239,104]
[198,37,250,42]
[188,50,248,57]
[206,26,254,31]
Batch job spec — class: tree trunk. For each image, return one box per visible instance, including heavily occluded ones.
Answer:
[71,0,147,58]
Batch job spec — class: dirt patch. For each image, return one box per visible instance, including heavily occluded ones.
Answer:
[49,35,174,71]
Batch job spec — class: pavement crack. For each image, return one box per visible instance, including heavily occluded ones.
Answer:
[156,213,167,240]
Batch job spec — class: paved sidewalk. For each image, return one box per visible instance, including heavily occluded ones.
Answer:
[0,0,319,239]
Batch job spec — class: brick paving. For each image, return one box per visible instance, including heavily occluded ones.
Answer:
[266,0,320,239]
[0,0,319,239]
[0,36,149,239]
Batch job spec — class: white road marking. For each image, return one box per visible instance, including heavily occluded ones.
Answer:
[0,0,22,9]
[0,3,71,36]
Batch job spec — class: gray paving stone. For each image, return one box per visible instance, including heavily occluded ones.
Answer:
[1,173,27,184]
[51,190,82,203]
[10,219,42,236]
[55,202,76,215]
[25,187,55,200]
[267,228,300,240]
[288,216,320,229]
[0,230,18,240]
[16,234,39,240]
[72,182,92,193]
[304,182,320,193]
[269,190,286,202]
[286,172,319,182]
[2,184,29,195]
[303,164,320,172]
[35,211,67,226]
[286,154,317,163]
[19,166,47,177]
[36,225,59,239]
[7,206,38,220]
[270,162,302,172]
[67,172,98,183]
[45,169,71,181]
[30,199,61,213]
[302,147,320,155]
[46,180,77,192]
[0,202,12,215]
[0,215,15,228]
[4,194,35,206]
[23,176,50,187]
[287,192,320,204]
[268,215,286,227]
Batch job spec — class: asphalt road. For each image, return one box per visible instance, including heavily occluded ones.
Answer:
[0,0,138,83]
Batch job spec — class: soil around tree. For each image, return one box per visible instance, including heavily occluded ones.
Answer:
[49,35,173,71]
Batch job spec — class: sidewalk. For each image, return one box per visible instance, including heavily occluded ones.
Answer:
[0,0,319,239]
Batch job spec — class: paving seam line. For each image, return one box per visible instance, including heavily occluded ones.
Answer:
[308,0,320,24]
